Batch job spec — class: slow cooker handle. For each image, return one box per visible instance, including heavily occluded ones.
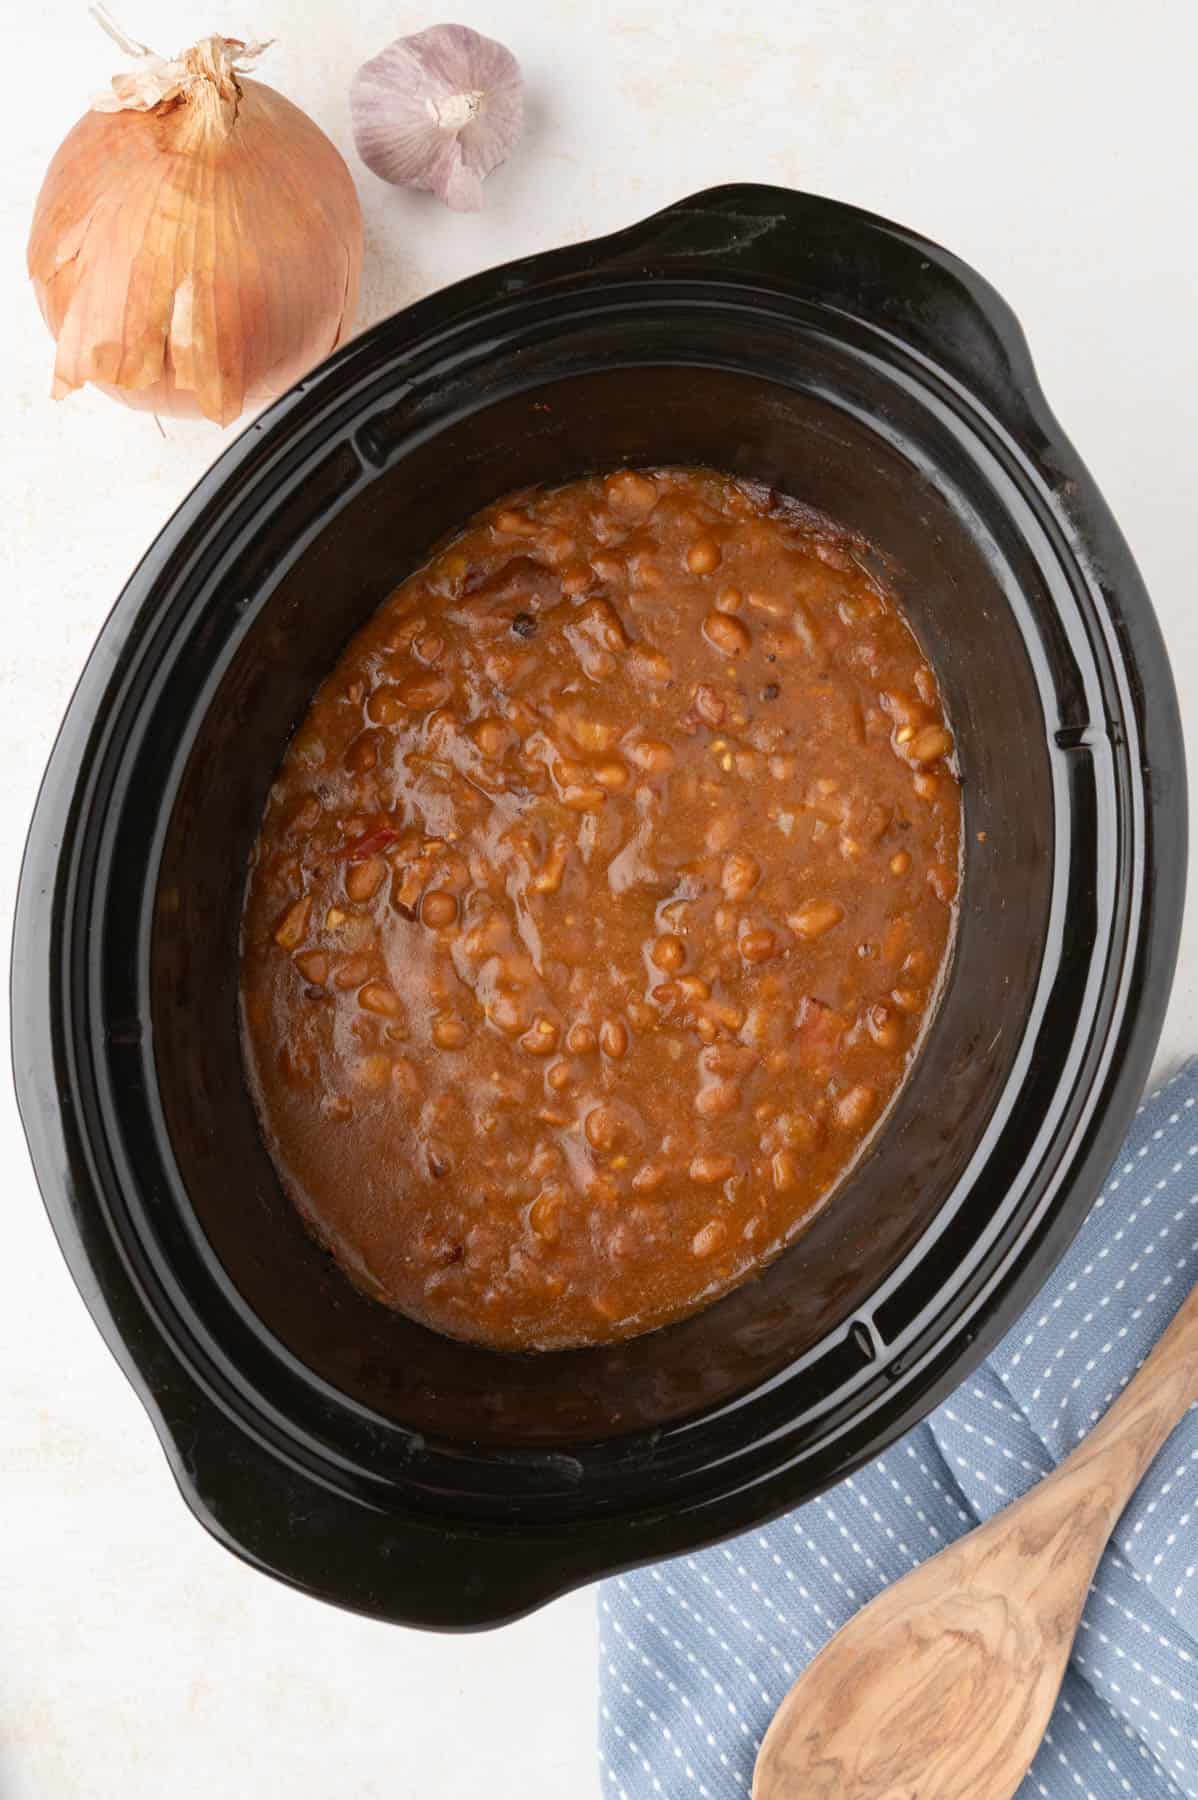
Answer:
[586,183,1048,446]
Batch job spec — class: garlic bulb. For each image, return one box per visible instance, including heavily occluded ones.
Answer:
[27,14,363,425]
[351,24,524,212]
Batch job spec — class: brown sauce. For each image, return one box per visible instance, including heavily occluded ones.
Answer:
[239,468,961,1350]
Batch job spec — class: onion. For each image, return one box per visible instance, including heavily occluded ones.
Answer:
[27,13,363,426]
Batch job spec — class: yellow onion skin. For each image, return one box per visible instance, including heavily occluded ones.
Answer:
[28,77,363,426]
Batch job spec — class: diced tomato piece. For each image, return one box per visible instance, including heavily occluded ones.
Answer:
[339,824,400,862]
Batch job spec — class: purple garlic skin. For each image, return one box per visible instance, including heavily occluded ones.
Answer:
[350,23,524,211]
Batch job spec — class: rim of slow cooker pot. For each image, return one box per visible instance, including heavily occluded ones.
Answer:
[13,186,1186,1628]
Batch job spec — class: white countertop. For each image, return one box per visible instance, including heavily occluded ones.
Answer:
[3,2,1197,1794]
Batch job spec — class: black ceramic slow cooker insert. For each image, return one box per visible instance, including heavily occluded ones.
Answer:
[12,186,1186,1630]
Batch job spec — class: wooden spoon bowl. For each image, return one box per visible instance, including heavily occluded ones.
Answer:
[753,1281,1198,1798]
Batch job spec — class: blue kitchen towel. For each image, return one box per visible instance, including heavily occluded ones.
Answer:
[599,1059,1198,1799]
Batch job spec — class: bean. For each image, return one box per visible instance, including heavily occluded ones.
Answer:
[747,589,788,618]
[546,1060,574,1092]
[678,975,711,1002]
[688,538,722,574]
[594,760,629,790]
[580,596,630,652]
[628,646,673,685]
[531,839,570,894]
[714,586,742,615]
[398,670,452,711]
[432,1013,468,1050]
[345,734,378,774]
[788,900,845,941]
[690,1153,735,1186]
[913,772,939,800]
[631,1163,665,1193]
[627,999,655,1031]
[769,753,798,780]
[414,633,446,665]
[703,612,751,657]
[561,784,608,813]
[691,1218,728,1258]
[521,1015,561,1057]
[629,739,675,774]
[494,508,529,534]
[890,986,923,1015]
[387,613,427,648]
[585,1105,623,1152]
[834,1085,878,1132]
[695,1080,740,1118]
[605,470,657,512]
[421,889,458,928]
[365,688,404,725]
[274,895,311,950]
[740,927,779,964]
[294,949,328,985]
[561,1021,596,1057]
[345,857,387,903]
[359,982,402,1018]
[334,955,373,990]
[528,1186,565,1241]
[600,1018,629,1059]
[563,712,620,753]
[473,716,510,758]
[901,949,932,982]
[889,850,912,877]
[651,935,687,972]
[908,724,953,765]
[867,1003,902,1049]
[486,992,530,1036]
[721,850,760,901]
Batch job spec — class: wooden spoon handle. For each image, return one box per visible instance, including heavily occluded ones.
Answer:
[1033,1276,1198,1544]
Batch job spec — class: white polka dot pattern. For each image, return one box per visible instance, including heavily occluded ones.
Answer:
[600,1060,1198,1798]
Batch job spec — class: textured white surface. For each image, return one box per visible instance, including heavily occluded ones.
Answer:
[2,2,1196,1795]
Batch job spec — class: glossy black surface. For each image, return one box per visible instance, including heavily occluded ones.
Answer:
[12,186,1186,1629]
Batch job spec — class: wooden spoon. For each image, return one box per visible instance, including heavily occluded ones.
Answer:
[753,1281,1198,1799]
